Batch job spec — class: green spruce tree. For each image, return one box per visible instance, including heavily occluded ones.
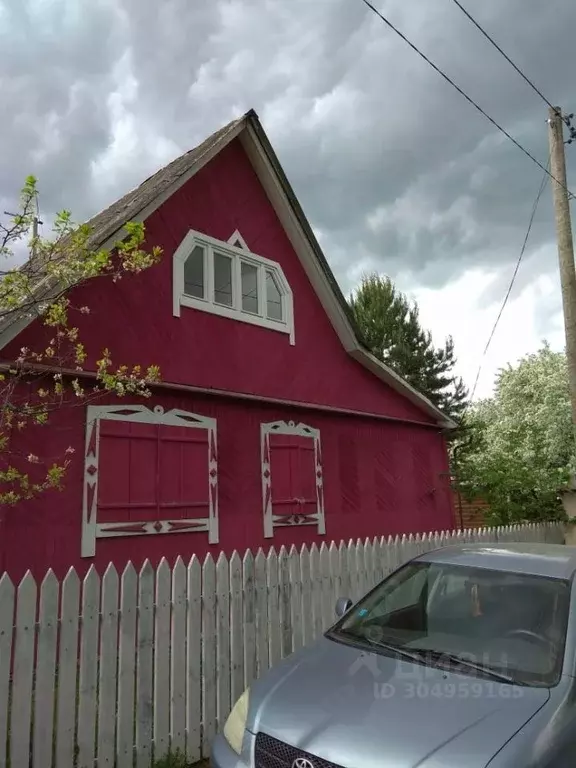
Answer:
[349,273,468,421]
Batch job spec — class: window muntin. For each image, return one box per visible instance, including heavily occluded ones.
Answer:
[174,230,294,344]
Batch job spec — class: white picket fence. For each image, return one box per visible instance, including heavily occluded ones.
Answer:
[0,522,564,768]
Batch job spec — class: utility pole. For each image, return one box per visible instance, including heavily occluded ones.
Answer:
[548,107,576,465]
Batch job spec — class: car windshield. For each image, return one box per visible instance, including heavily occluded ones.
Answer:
[330,560,571,687]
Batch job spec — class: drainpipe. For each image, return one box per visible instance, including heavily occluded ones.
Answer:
[451,444,465,530]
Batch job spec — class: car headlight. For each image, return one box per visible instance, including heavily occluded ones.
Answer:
[223,688,250,754]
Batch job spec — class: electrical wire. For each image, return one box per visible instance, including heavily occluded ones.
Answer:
[358,0,575,200]
[448,0,562,119]
[449,0,576,145]
[469,161,550,401]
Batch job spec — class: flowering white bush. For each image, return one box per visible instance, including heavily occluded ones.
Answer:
[457,343,573,523]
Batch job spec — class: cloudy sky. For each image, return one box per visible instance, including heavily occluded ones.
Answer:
[2,0,575,399]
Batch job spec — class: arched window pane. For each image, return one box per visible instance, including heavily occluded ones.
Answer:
[214,252,233,306]
[241,262,259,314]
[184,245,204,299]
[266,270,283,321]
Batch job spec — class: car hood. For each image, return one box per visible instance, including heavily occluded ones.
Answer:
[249,637,550,768]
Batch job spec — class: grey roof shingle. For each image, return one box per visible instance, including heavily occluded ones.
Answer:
[81,114,246,251]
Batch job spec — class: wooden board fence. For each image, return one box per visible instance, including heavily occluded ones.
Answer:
[0,522,563,768]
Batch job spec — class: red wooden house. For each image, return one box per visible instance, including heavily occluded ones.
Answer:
[0,109,456,580]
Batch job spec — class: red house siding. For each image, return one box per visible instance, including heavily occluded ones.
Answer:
[1,390,453,582]
[5,138,434,424]
[1,135,455,580]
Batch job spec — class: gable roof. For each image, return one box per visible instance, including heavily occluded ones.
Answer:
[77,118,247,253]
[0,109,456,429]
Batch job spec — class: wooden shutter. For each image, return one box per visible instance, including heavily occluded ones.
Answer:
[261,420,325,538]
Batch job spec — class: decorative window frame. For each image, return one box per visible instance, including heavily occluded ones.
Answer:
[227,229,249,250]
[261,419,325,538]
[173,229,295,344]
[82,404,218,557]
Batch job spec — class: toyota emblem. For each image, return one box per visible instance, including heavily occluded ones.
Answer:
[292,759,315,768]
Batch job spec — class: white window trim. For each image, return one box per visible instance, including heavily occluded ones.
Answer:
[227,229,250,250]
[82,404,219,557]
[261,419,325,538]
[173,229,295,345]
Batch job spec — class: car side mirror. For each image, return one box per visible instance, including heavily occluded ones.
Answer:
[335,597,353,618]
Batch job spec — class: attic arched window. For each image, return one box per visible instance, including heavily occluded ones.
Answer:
[173,229,294,344]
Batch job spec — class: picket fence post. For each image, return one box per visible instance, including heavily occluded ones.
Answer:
[186,555,202,763]
[136,560,154,768]
[201,554,216,756]
[171,558,187,755]
[0,575,13,768]
[117,563,137,768]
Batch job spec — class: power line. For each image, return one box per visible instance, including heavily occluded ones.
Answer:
[469,162,550,401]
[358,0,576,199]
[448,0,559,116]
[449,0,576,144]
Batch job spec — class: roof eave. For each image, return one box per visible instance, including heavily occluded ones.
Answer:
[349,347,458,429]
[243,113,455,430]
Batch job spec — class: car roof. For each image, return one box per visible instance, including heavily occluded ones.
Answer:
[416,542,576,580]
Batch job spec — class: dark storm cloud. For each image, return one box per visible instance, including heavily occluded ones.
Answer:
[252,0,576,290]
[0,0,127,224]
[1,0,576,301]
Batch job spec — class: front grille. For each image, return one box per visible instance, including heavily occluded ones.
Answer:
[254,732,343,768]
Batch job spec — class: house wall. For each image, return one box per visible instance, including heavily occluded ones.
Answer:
[0,389,454,582]
[1,135,457,581]
[3,138,435,426]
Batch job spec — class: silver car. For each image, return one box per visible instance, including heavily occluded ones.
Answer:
[211,542,576,767]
